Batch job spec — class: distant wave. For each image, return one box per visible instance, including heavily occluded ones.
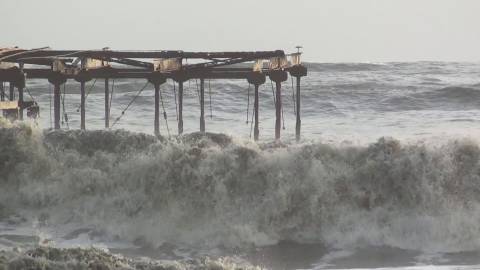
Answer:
[433,86,480,99]
[306,62,390,72]
[410,86,480,109]
[2,122,480,253]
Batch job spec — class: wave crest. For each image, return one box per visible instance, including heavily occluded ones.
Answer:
[2,123,480,252]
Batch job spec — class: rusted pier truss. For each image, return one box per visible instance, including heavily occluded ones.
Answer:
[0,47,307,140]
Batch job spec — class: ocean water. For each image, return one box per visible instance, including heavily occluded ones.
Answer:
[1,62,480,269]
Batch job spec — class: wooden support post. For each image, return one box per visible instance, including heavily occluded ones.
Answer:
[80,81,86,130]
[154,82,160,136]
[200,78,205,133]
[275,81,282,140]
[254,84,260,141]
[178,81,184,135]
[54,83,61,129]
[9,82,14,101]
[105,79,109,128]
[295,77,301,141]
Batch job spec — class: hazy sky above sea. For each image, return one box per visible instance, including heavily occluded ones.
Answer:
[2,0,479,62]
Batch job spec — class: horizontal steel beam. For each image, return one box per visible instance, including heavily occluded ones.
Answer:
[10,68,271,80]
[2,50,285,62]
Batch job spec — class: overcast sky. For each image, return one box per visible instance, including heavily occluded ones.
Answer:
[2,0,479,62]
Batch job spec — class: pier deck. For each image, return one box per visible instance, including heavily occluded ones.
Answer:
[0,47,307,140]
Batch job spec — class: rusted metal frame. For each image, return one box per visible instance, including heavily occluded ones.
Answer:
[19,68,266,80]
[99,57,154,69]
[2,50,284,62]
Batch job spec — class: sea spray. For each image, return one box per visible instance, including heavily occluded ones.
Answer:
[2,122,480,253]
[0,246,262,270]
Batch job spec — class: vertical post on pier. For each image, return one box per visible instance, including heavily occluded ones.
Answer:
[200,78,205,133]
[269,70,287,140]
[18,86,24,120]
[295,77,301,141]
[49,72,66,130]
[9,82,14,101]
[289,65,307,141]
[247,72,265,141]
[80,81,86,130]
[275,81,282,140]
[148,72,166,137]
[76,59,91,130]
[18,64,24,120]
[154,82,160,136]
[104,79,109,128]
[254,84,260,141]
[0,82,4,101]
[178,81,184,135]
[54,83,61,129]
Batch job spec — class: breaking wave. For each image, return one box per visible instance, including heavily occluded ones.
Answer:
[0,246,259,270]
[2,120,480,253]
[416,86,480,102]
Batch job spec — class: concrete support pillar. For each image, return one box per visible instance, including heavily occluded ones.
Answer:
[18,64,24,120]
[269,70,288,140]
[254,84,260,141]
[274,81,282,140]
[289,65,307,142]
[200,78,205,133]
[295,76,301,141]
[178,81,184,135]
[54,83,61,129]
[154,82,160,136]
[9,82,14,101]
[105,79,109,128]
[75,61,92,130]
[0,82,4,101]
[247,72,266,141]
[80,81,86,130]
[49,73,67,130]
[147,72,167,137]
[18,86,23,120]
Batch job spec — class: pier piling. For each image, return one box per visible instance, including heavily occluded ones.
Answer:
[75,67,91,130]
[247,72,266,141]
[148,72,166,136]
[105,79,109,128]
[289,65,307,141]
[178,81,183,135]
[269,70,288,140]
[9,82,14,101]
[54,83,61,129]
[275,81,282,140]
[48,72,67,130]
[18,85,23,120]
[200,78,205,133]
[18,64,24,120]
[154,83,160,136]
[172,71,188,136]
[254,84,260,140]
[80,81,86,130]
[1,82,4,101]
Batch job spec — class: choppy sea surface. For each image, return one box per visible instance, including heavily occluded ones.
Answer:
[2,62,480,269]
